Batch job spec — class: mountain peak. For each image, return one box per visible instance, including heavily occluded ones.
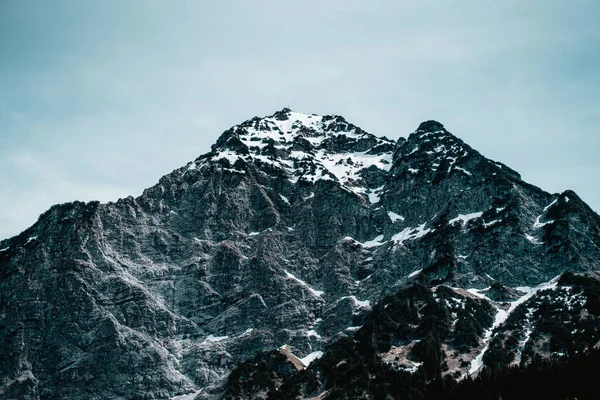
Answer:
[4,108,600,400]
[215,109,380,149]
[202,110,395,198]
[416,120,445,133]
[271,107,293,120]
[212,109,390,152]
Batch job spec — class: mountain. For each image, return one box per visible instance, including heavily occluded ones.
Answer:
[1,108,599,400]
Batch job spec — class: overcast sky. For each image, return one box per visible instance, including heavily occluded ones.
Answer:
[1,0,599,239]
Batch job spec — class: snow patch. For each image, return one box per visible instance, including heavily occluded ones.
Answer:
[171,390,204,400]
[306,330,322,338]
[400,361,423,374]
[361,235,385,248]
[483,219,501,228]
[533,215,554,229]
[467,276,560,375]
[454,167,472,176]
[343,295,371,308]
[449,212,483,226]
[387,211,405,223]
[212,150,241,165]
[220,167,245,174]
[525,234,542,245]
[345,326,362,332]
[355,274,372,285]
[299,351,323,367]
[203,335,228,343]
[284,270,324,297]
[367,185,384,204]
[391,223,432,245]
[543,199,558,212]
[279,194,290,205]
[408,269,423,278]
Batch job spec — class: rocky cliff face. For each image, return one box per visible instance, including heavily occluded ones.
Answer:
[0,108,599,399]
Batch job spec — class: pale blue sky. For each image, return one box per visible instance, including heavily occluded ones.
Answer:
[1,0,599,239]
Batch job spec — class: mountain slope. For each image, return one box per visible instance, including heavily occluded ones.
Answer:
[225,273,600,399]
[0,109,599,399]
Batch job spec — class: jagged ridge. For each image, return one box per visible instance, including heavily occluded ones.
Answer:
[0,109,599,400]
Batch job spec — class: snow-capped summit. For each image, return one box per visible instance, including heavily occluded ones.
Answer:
[214,108,375,149]
[203,109,395,199]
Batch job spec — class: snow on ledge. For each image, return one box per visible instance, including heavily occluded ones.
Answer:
[533,215,554,229]
[543,198,558,212]
[391,223,432,245]
[171,390,204,400]
[342,295,371,308]
[525,234,542,245]
[284,270,324,297]
[387,211,405,223]
[279,194,291,205]
[299,351,324,367]
[345,326,362,332]
[361,235,385,248]
[483,219,501,228]
[408,269,423,278]
[306,329,322,338]
[449,212,483,226]
[454,167,472,176]
[202,334,228,344]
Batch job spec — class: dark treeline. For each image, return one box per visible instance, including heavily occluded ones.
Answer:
[424,348,600,400]
[226,344,600,399]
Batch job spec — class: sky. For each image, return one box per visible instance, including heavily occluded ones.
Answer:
[1,0,599,239]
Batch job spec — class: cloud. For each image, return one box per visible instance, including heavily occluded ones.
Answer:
[0,150,132,238]
[0,0,599,239]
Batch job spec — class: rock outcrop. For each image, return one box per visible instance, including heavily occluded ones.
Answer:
[1,109,599,399]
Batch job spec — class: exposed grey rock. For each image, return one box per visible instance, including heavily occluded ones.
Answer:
[0,109,599,399]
